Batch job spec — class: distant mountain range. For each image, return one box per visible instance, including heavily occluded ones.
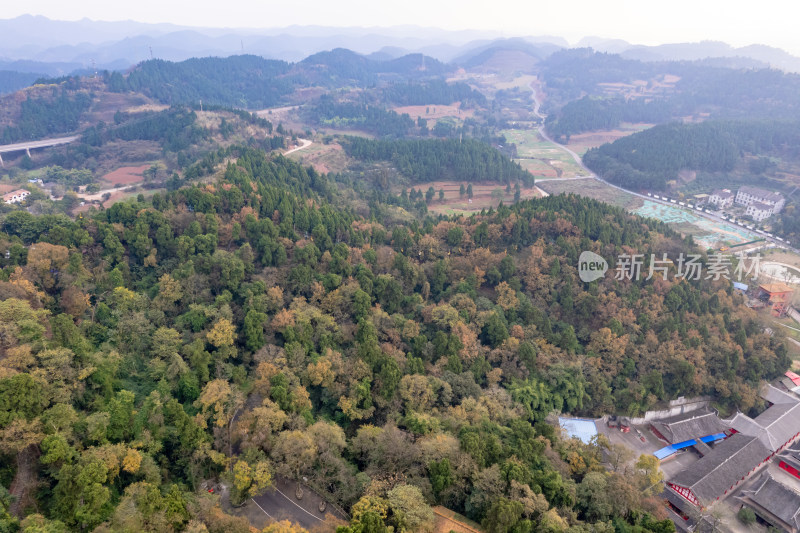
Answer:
[577,37,800,72]
[2,15,800,84]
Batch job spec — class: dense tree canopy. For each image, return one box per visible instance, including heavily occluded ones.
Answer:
[0,141,784,532]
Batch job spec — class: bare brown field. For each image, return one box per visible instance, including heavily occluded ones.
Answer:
[566,123,654,155]
[124,104,170,114]
[101,165,147,187]
[287,141,350,174]
[484,74,536,91]
[392,103,474,121]
[516,159,559,177]
[597,74,679,100]
[254,105,311,134]
[762,250,800,271]
[407,180,543,216]
[0,184,17,194]
[537,178,643,210]
[85,92,159,123]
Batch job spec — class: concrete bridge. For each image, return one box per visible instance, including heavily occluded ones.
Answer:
[0,135,80,166]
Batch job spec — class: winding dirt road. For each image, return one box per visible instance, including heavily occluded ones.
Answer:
[284,138,312,155]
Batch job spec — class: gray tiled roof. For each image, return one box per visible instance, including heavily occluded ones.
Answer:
[756,402,800,451]
[651,407,727,443]
[761,383,799,405]
[725,391,800,452]
[778,451,800,471]
[748,473,800,530]
[670,433,771,505]
[738,186,784,202]
[748,201,773,212]
[711,189,734,199]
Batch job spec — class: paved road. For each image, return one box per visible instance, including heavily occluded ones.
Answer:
[0,135,80,154]
[251,478,345,528]
[527,82,800,255]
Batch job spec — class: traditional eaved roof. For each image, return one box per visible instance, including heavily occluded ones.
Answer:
[651,407,727,444]
[711,189,734,199]
[670,433,770,505]
[759,283,795,295]
[779,377,800,393]
[778,450,800,472]
[761,383,799,405]
[756,402,800,451]
[747,473,800,530]
[725,391,800,452]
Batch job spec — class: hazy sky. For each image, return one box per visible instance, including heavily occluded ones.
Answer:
[7,0,800,54]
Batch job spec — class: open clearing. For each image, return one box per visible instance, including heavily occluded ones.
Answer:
[761,249,800,271]
[502,128,586,178]
[100,165,147,187]
[565,122,654,155]
[538,177,641,210]
[407,180,543,216]
[392,102,474,122]
[286,140,351,174]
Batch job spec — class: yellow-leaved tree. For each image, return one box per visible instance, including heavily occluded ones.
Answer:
[207,319,236,348]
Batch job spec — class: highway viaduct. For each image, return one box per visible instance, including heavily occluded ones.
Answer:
[0,135,80,166]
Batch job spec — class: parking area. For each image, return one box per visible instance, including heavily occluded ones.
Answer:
[597,421,664,457]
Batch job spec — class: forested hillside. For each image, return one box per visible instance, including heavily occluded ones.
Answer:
[306,95,417,137]
[342,137,534,185]
[0,136,787,531]
[103,51,454,109]
[1,88,92,143]
[545,97,672,142]
[583,120,800,189]
[382,80,487,106]
[81,107,210,153]
[0,39,796,533]
[541,49,800,138]
[118,56,294,108]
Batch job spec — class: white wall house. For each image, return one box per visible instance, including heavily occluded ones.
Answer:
[746,201,774,222]
[736,186,785,213]
[708,188,734,208]
[2,189,30,204]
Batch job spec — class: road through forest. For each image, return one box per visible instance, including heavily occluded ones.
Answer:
[527,81,798,254]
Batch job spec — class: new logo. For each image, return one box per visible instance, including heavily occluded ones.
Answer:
[578,251,608,282]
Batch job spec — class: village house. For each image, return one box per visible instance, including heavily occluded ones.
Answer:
[2,189,30,204]
[746,201,774,222]
[708,189,734,209]
[736,186,785,213]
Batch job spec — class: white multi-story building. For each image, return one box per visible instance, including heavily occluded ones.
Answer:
[2,189,30,204]
[736,186,785,213]
[708,188,734,209]
[746,201,774,222]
